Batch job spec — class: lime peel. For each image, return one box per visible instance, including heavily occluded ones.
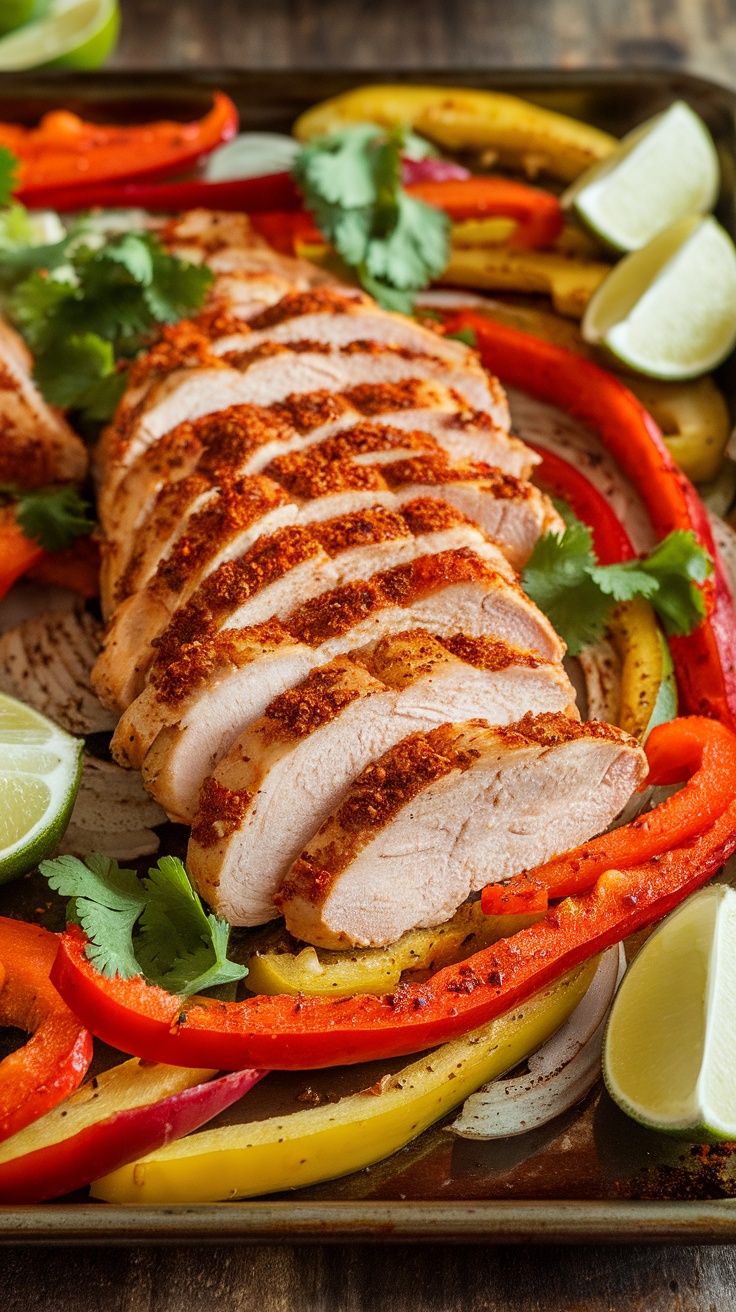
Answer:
[0,692,83,886]
[604,884,736,1139]
[0,0,118,71]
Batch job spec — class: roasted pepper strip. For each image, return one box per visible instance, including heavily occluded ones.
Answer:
[29,172,301,217]
[529,442,635,565]
[0,918,92,1142]
[4,93,238,198]
[91,961,596,1205]
[443,311,736,728]
[406,177,564,248]
[51,777,736,1072]
[483,715,736,912]
[0,520,44,602]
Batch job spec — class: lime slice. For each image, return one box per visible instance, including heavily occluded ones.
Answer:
[582,215,736,380]
[604,884,736,1138]
[564,101,719,253]
[0,692,82,886]
[0,0,119,71]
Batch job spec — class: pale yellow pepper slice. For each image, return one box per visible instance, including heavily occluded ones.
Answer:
[437,246,610,317]
[294,85,616,182]
[92,960,596,1205]
[246,899,539,998]
[609,599,677,741]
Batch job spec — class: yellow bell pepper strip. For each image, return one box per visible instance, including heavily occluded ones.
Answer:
[483,715,736,913]
[294,85,617,182]
[451,216,518,247]
[0,1059,264,1204]
[442,311,736,729]
[464,300,731,483]
[51,761,736,1072]
[437,245,610,318]
[0,918,92,1142]
[608,600,677,741]
[91,961,596,1205]
[246,900,539,998]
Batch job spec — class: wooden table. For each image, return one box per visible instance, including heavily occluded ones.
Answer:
[7,1,736,1306]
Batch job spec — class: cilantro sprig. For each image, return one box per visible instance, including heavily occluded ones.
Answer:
[522,505,713,655]
[0,483,95,552]
[0,146,17,208]
[293,124,450,313]
[40,852,248,998]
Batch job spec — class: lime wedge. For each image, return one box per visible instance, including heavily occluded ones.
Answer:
[604,884,736,1139]
[565,101,719,253]
[582,216,736,380]
[0,692,82,886]
[0,0,50,36]
[0,0,119,71]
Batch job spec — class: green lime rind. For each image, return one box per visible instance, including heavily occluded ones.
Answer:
[48,0,118,68]
[0,0,118,72]
[603,885,736,1141]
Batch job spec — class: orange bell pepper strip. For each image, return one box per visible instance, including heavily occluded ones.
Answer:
[482,716,736,914]
[406,176,564,248]
[26,536,100,599]
[0,520,44,603]
[3,92,238,200]
[0,918,92,1142]
[443,311,736,730]
[50,761,736,1073]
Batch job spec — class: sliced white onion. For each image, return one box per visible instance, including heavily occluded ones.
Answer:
[449,943,625,1140]
[204,133,300,183]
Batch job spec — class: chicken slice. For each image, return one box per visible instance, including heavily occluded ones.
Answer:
[276,715,648,949]
[112,546,564,808]
[0,605,115,735]
[94,501,516,711]
[0,317,87,487]
[187,632,578,918]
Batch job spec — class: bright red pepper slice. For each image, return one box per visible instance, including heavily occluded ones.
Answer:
[50,745,736,1073]
[482,716,736,913]
[406,176,564,248]
[26,172,302,217]
[0,918,92,1142]
[443,311,736,730]
[529,442,636,566]
[5,93,238,199]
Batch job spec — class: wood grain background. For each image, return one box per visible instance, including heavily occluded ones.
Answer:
[8,1,736,1306]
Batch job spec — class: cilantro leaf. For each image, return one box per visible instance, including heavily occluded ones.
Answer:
[522,508,714,654]
[445,326,477,347]
[640,529,713,635]
[294,124,450,311]
[13,484,95,552]
[0,146,18,207]
[33,331,114,409]
[143,246,215,324]
[39,852,248,998]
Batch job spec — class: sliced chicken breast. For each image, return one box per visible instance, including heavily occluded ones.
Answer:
[276,715,648,949]
[0,317,87,487]
[93,502,517,710]
[111,546,565,807]
[187,632,578,917]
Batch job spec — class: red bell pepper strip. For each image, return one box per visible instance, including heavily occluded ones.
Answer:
[529,442,636,565]
[482,715,736,913]
[50,772,736,1072]
[0,918,92,1142]
[0,521,44,603]
[6,93,238,199]
[406,177,564,248]
[249,209,323,256]
[22,171,301,216]
[443,311,736,729]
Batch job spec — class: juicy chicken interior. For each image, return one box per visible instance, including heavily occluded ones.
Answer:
[92,210,647,947]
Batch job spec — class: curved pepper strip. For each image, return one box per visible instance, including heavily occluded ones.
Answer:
[30,172,301,217]
[406,177,564,248]
[528,442,636,565]
[8,93,238,199]
[482,716,736,913]
[0,918,92,1142]
[442,311,736,729]
[0,521,44,603]
[51,777,736,1073]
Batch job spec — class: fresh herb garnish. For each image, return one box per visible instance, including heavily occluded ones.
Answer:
[293,124,450,313]
[7,484,96,552]
[522,507,713,654]
[445,326,478,347]
[40,853,248,998]
[0,217,214,422]
[0,146,17,208]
